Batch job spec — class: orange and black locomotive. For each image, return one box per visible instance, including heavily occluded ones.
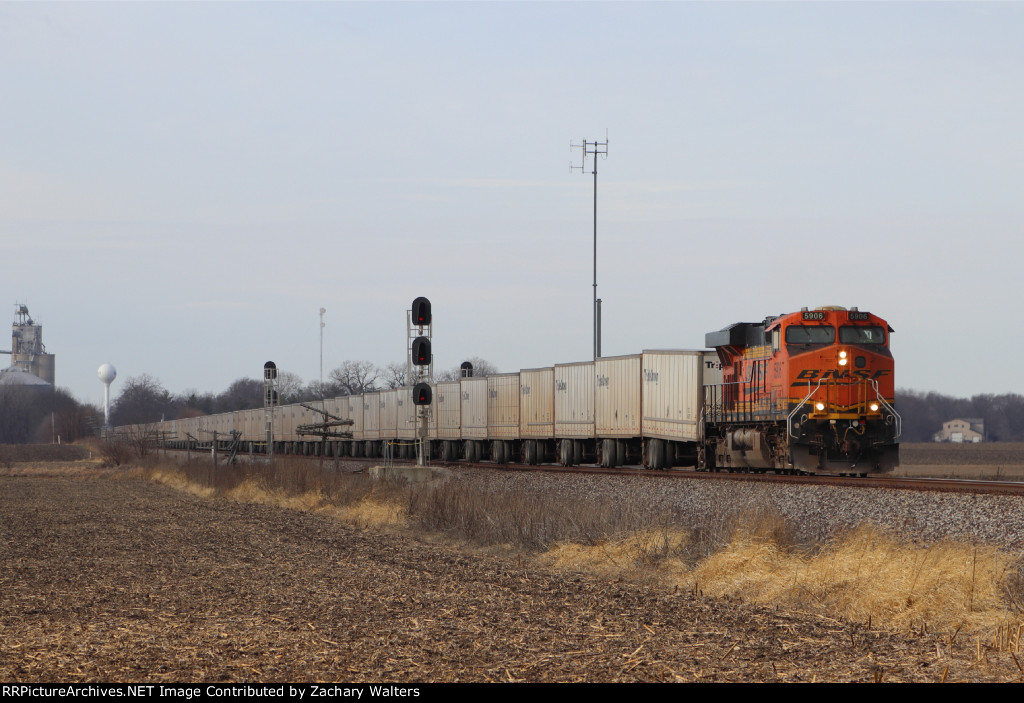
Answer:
[704,306,899,475]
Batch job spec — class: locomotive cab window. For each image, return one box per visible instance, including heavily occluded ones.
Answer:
[785,325,835,345]
[839,326,886,345]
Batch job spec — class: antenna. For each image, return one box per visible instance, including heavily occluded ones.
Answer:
[570,132,609,359]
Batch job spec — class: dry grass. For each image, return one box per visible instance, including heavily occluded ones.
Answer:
[145,464,409,530]
[542,517,1024,650]
[684,525,1021,636]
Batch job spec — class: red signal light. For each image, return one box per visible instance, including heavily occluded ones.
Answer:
[412,337,431,366]
[412,297,432,326]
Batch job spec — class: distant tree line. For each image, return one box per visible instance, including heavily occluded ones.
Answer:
[107,357,499,427]
[0,386,101,444]
[896,389,1024,442]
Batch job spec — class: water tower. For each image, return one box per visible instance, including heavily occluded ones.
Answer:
[98,363,117,427]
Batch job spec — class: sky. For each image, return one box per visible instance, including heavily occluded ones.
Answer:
[2,1,1023,407]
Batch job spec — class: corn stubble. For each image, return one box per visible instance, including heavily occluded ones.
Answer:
[152,457,1024,661]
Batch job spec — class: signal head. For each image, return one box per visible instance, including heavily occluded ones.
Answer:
[412,337,432,365]
[412,297,432,326]
[413,382,432,406]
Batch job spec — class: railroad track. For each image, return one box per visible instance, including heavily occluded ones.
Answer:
[190,448,1024,497]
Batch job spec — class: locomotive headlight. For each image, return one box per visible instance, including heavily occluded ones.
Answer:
[838,350,848,366]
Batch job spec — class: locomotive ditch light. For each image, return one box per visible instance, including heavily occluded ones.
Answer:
[815,402,826,411]
[869,402,880,412]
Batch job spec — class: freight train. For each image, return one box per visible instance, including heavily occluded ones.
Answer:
[135,306,900,476]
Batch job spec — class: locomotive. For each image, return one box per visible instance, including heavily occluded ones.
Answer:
[703,306,899,475]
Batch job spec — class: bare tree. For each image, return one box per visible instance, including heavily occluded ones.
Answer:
[329,360,379,396]
[110,374,177,426]
[213,378,263,412]
[380,361,409,389]
[277,371,305,403]
[435,357,499,381]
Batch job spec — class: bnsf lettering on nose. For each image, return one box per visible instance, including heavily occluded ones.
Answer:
[796,369,890,381]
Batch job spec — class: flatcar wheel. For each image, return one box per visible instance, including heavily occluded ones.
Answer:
[649,439,665,470]
[559,439,573,466]
[599,439,611,468]
[524,440,537,465]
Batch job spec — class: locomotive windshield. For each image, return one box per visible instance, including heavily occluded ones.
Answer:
[785,325,835,344]
[839,325,886,345]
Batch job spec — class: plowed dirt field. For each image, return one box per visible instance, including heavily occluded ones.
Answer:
[1,473,1018,683]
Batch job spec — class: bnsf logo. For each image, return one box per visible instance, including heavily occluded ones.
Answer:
[795,369,890,381]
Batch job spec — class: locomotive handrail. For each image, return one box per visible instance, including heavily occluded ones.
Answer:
[869,378,902,439]
[704,382,783,424]
[788,378,824,439]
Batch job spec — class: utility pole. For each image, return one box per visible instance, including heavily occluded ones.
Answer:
[571,134,609,359]
[319,307,326,403]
